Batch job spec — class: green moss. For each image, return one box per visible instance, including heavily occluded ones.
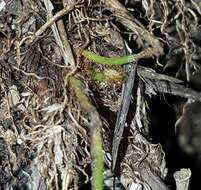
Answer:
[94,72,106,82]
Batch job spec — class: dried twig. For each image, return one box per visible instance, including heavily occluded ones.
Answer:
[33,4,75,39]
[43,0,76,67]
[57,19,76,67]
[143,77,201,102]
[20,2,78,45]
[112,63,137,170]
[137,65,201,101]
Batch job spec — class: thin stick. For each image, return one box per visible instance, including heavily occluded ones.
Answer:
[57,19,76,67]
[34,5,75,39]
[20,3,77,45]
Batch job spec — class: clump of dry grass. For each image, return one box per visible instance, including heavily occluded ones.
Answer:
[0,0,201,189]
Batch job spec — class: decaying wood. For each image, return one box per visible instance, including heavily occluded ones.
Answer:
[137,66,201,102]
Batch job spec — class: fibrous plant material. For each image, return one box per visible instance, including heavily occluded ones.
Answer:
[1,0,201,189]
[120,85,168,190]
[102,0,164,56]
[20,1,77,44]
[43,0,76,67]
